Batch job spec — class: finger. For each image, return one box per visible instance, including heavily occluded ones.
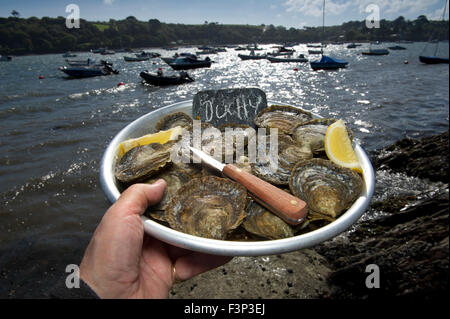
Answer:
[174,253,232,281]
[166,245,193,262]
[109,180,167,217]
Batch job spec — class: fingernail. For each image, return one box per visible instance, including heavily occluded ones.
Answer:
[153,179,166,187]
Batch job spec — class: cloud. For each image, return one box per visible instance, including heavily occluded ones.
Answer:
[104,0,115,5]
[284,0,445,19]
[426,0,449,20]
[355,0,439,16]
[284,0,351,17]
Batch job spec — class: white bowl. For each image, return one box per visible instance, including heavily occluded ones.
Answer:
[100,100,375,256]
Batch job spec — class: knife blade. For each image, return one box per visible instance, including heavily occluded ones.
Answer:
[189,146,308,225]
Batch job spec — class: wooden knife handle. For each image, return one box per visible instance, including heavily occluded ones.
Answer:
[223,164,308,225]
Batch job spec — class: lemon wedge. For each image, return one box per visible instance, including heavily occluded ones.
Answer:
[117,126,182,159]
[324,120,363,174]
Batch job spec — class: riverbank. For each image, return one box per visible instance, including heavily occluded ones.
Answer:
[170,130,449,299]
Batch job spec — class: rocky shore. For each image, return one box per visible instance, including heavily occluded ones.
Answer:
[171,130,449,299]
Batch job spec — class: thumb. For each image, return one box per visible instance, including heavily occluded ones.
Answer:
[109,180,167,218]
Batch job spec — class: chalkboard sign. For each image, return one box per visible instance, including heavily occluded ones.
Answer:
[192,88,267,127]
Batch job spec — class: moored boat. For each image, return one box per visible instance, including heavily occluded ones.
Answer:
[162,53,197,65]
[101,50,115,55]
[168,56,212,70]
[62,51,77,58]
[310,55,348,70]
[347,43,361,49]
[267,54,308,63]
[362,49,389,55]
[136,51,160,58]
[124,56,150,62]
[267,50,294,57]
[308,49,323,54]
[0,55,12,61]
[60,61,119,78]
[388,45,407,50]
[419,56,449,64]
[65,58,98,66]
[140,70,194,86]
[238,53,267,60]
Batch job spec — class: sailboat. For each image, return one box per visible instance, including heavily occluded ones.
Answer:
[419,0,449,64]
[310,0,348,70]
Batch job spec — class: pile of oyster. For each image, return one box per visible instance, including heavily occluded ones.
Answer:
[114,105,364,241]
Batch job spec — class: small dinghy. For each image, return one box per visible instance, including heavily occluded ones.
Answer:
[388,45,407,50]
[62,52,77,58]
[140,70,194,86]
[267,54,308,63]
[0,55,12,61]
[124,56,150,62]
[308,49,323,55]
[238,53,267,60]
[168,56,212,70]
[362,49,389,55]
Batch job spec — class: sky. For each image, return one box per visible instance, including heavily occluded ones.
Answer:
[0,0,448,28]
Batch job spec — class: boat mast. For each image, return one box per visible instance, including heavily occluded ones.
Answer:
[322,0,325,55]
[322,0,325,37]
[434,0,448,56]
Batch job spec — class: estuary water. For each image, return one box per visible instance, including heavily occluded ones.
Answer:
[0,42,448,297]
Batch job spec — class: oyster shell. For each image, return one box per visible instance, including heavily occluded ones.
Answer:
[218,123,256,147]
[165,176,247,239]
[155,112,193,132]
[243,200,294,240]
[251,134,312,185]
[289,158,363,218]
[145,168,193,221]
[115,142,174,184]
[254,105,313,135]
[292,118,354,154]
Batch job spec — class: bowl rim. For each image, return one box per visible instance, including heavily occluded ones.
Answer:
[100,100,376,256]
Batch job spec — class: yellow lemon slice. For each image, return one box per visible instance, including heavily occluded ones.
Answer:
[324,119,363,174]
[117,126,182,159]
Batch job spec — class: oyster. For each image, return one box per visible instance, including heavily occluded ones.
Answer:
[289,158,363,218]
[145,168,193,221]
[218,123,256,147]
[115,142,174,184]
[165,176,247,239]
[292,118,354,154]
[243,200,294,240]
[251,134,312,185]
[254,105,313,135]
[155,112,193,132]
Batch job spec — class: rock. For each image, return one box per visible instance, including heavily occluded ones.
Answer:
[372,130,448,183]
[313,130,449,299]
[315,186,449,299]
[169,249,332,299]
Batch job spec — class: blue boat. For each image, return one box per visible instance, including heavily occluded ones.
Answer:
[419,56,449,64]
[310,55,348,70]
[61,61,118,78]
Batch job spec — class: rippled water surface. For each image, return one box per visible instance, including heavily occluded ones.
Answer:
[0,42,448,297]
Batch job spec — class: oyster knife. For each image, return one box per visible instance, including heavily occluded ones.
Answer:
[189,147,308,225]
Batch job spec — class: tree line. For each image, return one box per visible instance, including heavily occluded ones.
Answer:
[0,15,448,55]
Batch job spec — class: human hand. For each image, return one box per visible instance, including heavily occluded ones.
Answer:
[80,180,232,299]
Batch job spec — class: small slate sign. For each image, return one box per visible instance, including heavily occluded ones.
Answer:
[192,88,267,127]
